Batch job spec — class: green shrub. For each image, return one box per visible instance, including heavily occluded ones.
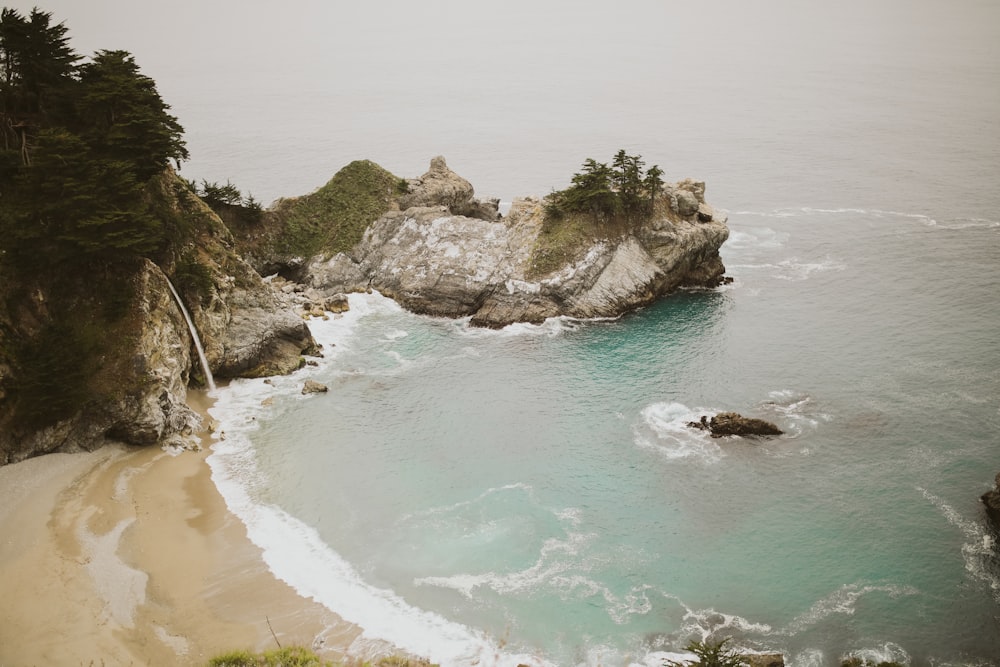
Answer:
[665,639,747,667]
[207,646,331,667]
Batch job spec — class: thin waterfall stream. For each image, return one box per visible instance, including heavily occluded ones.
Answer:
[164,275,216,392]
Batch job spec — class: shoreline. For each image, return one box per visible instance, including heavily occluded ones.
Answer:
[0,392,361,666]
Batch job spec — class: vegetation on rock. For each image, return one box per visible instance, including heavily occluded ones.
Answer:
[206,646,436,667]
[529,150,669,278]
[665,639,748,667]
[269,159,403,258]
[0,8,192,438]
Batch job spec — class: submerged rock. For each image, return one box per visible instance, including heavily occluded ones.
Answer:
[688,412,784,438]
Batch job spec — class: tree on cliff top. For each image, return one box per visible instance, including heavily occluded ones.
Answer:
[545,150,665,227]
[0,10,188,269]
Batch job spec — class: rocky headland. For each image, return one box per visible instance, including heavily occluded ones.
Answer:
[0,157,729,464]
[305,156,730,328]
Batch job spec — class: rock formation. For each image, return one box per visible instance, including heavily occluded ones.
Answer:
[304,160,729,328]
[0,172,318,464]
[688,412,784,438]
[981,472,1000,522]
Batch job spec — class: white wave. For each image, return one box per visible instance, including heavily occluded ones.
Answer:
[726,256,845,282]
[415,530,597,598]
[787,648,825,667]
[782,583,919,635]
[383,328,409,340]
[927,216,1000,230]
[759,390,830,438]
[918,487,1000,601]
[658,592,773,641]
[723,227,789,250]
[208,428,551,667]
[634,402,724,464]
[399,482,536,522]
[841,642,911,666]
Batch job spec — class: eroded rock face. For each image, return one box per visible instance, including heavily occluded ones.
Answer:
[0,260,201,464]
[399,156,499,221]
[305,182,729,329]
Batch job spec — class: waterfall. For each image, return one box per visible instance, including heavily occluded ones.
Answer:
[164,276,216,392]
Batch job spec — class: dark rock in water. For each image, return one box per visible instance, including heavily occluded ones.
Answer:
[744,654,785,667]
[688,412,783,438]
[301,380,329,394]
[980,471,1000,521]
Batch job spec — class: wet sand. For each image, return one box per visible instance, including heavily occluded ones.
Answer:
[0,404,362,666]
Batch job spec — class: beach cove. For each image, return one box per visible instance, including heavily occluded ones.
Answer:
[0,403,359,666]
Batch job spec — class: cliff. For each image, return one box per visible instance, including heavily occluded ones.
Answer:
[0,171,316,465]
[303,158,728,328]
[0,156,728,464]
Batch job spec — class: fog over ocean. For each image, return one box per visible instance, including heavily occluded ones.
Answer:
[21,1,1000,664]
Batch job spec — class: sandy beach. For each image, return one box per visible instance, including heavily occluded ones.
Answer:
[0,400,361,666]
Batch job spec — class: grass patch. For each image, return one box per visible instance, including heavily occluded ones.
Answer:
[205,646,437,667]
[269,160,402,259]
[526,209,599,279]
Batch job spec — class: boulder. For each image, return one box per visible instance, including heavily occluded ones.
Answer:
[302,380,328,394]
[689,412,783,438]
[744,654,785,667]
[675,190,700,217]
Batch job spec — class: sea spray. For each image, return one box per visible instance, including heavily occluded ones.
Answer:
[164,275,216,392]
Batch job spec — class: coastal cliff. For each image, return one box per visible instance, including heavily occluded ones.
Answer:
[0,156,728,464]
[303,157,728,328]
[0,172,316,465]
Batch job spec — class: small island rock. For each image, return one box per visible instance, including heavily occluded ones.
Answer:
[688,411,783,438]
[301,380,329,395]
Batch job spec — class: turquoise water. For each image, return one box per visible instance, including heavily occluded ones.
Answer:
[209,207,1000,666]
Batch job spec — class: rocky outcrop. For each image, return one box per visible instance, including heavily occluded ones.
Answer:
[688,412,784,438]
[163,178,318,380]
[0,260,201,464]
[301,380,329,394]
[981,472,1000,522]
[744,654,785,667]
[400,156,499,221]
[304,166,729,328]
[0,172,319,464]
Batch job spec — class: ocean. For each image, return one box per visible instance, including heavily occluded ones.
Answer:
[28,0,1000,664]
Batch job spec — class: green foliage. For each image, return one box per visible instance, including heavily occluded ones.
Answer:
[270,159,401,258]
[207,646,332,667]
[173,253,214,306]
[545,150,665,227]
[194,179,264,225]
[527,207,596,278]
[0,13,188,272]
[204,646,438,667]
[528,149,668,278]
[6,318,101,429]
[665,639,747,667]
